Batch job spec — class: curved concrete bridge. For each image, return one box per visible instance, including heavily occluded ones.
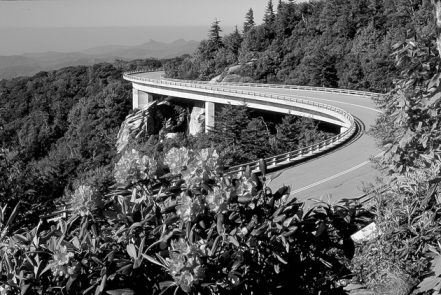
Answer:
[123,71,382,203]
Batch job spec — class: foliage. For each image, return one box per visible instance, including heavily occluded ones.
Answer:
[208,19,223,52]
[415,246,441,294]
[350,167,441,293]
[0,59,165,226]
[165,0,435,92]
[370,36,441,174]
[0,146,371,295]
[263,0,276,25]
[353,27,441,294]
[243,8,255,34]
[275,115,329,154]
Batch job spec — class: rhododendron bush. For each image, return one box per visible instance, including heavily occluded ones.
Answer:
[0,147,371,295]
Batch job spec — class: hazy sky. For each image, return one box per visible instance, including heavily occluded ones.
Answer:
[0,0,274,55]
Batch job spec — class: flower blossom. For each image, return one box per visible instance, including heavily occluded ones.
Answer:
[114,149,157,183]
[194,148,220,174]
[167,238,206,293]
[205,186,227,213]
[176,194,205,222]
[234,177,255,198]
[164,147,194,175]
[69,185,99,216]
[48,245,78,277]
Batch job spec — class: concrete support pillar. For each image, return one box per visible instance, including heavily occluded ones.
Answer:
[340,126,349,134]
[205,102,215,133]
[132,88,153,110]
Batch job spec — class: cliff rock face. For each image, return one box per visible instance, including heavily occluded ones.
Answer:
[116,101,157,153]
[189,101,205,135]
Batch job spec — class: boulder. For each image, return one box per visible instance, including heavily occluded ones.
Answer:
[222,74,242,83]
[189,101,205,135]
[165,133,179,139]
[209,75,222,83]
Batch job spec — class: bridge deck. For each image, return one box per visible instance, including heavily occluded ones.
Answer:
[129,71,382,204]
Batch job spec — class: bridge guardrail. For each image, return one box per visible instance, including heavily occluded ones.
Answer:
[160,75,383,99]
[123,70,357,175]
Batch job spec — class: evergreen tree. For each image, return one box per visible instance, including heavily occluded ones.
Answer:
[241,117,272,160]
[277,0,284,15]
[275,115,325,153]
[224,25,243,56]
[208,104,251,164]
[263,0,276,25]
[243,8,255,33]
[208,18,223,50]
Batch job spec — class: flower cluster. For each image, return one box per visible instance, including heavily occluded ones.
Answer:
[205,186,227,213]
[114,149,157,183]
[194,148,220,176]
[233,176,256,198]
[69,185,99,216]
[167,238,205,292]
[164,147,194,175]
[176,194,205,222]
[48,245,78,278]
[165,147,221,182]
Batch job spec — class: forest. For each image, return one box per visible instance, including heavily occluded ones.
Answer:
[1,0,441,294]
[164,0,434,93]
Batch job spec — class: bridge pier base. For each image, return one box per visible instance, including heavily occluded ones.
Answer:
[205,102,215,133]
[133,89,153,110]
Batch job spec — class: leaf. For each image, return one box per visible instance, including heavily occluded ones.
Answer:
[133,257,142,269]
[164,215,180,225]
[315,222,327,237]
[126,244,137,259]
[432,255,441,276]
[5,201,21,228]
[138,237,145,259]
[269,171,283,180]
[275,254,287,264]
[21,284,30,295]
[71,236,81,249]
[428,72,441,90]
[100,274,107,292]
[417,277,441,293]
[159,281,175,289]
[106,289,135,295]
[259,158,267,176]
[426,92,441,107]
[228,236,239,247]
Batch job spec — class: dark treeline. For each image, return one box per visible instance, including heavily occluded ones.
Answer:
[0,59,162,226]
[164,0,434,93]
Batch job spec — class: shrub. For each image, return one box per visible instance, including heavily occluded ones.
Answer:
[0,147,371,295]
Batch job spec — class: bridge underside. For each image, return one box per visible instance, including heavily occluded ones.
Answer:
[132,83,349,134]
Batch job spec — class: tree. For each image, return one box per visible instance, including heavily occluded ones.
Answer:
[208,104,250,164]
[241,117,272,160]
[223,25,243,60]
[243,8,255,33]
[263,0,276,25]
[277,0,284,15]
[275,115,326,154]
[208,18,223,51]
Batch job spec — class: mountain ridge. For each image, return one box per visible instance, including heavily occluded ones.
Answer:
[0,39,198,80]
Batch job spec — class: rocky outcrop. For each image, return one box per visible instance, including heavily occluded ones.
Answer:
[211,63,255,83]
[189,101,205,135]
[116,101,157,153]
